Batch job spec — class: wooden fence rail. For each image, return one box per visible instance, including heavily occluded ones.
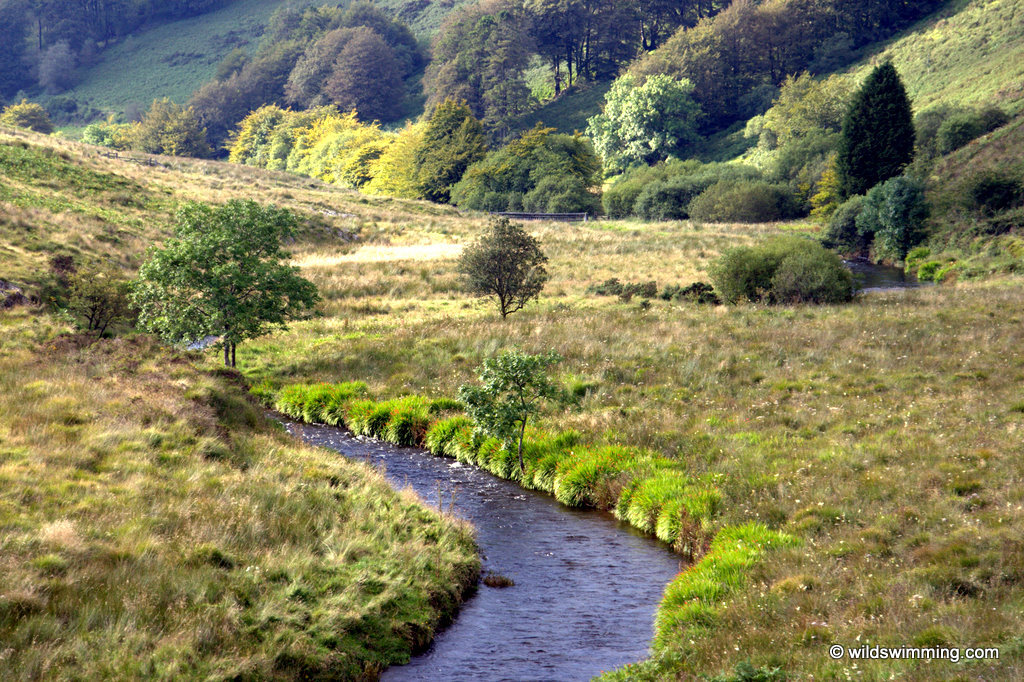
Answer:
[492,212,590,222]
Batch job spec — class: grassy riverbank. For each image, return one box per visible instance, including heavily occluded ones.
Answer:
[4,129,1024,679]
[0,309,479,679]
[241,220,1024,679]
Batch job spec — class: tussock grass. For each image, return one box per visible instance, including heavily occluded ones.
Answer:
[0,309,478,679]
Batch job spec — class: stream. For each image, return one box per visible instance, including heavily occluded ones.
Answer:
[845,258,923,291]
[284,421,683,682]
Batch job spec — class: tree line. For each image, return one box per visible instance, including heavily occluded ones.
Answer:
[0,0,231,98]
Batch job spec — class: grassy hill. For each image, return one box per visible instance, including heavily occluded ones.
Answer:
[42,0,470,128]
[0,126,484,677]
[846,0,1024,116]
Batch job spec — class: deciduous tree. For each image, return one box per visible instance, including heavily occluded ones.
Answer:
[459,349,565,474]
[133,200,319,367]
[458,216,549,319]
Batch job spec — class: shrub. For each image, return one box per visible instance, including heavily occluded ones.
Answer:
[688,180,802,223]
[661,282,720,305]
[968,172,1022,215]
[916,261,942,282]
[634,175,715,221]
[523,174,601,215]
[856,176,928,261]
[0,100,54,134]
[711,236,853,304]
[823,195,867,255]
[770,245,856,304]
[936,106,1009,154]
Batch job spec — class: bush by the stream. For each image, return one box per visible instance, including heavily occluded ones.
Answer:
[688,180,803,224]
[823,195,868,255]
[710,237,854,304]
[271,382,722,550]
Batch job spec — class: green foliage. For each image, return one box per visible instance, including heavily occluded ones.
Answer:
[425,1,533,136]
[82,116,133,149]
[856,176,929,261]
[837,62,915,198]
[0,100,54,134]
[66,267,133,336]
[710,236,854,305]
[759,73,853,149]
[823,195,868,255]
[586,74,702,176]
[936,106,1010,154]
[133,200,319,366]
[604,160,761,220]
[457,217,549,318]
[688,181,802,224]
[128,98,212,158]
[415,100,488,204]
[967,172,1022,215]
[458,349,564,473]
[451,125,602,214]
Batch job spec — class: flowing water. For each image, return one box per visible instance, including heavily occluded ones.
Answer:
[845,258,923,292]
[285,421,683,682]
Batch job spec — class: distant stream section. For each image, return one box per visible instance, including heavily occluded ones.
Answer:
[845,258,924,292]
[285,420,683,682]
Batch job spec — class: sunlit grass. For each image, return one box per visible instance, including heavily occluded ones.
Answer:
[0,309,479,679]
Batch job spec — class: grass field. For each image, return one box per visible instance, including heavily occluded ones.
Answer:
[0,308,478,679]
[242,219,1024,680]
[42,0,470,121]
[4,128,1024,679]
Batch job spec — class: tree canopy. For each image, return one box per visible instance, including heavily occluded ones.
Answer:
[458,217,549,319]
[133,200,319,367]
[586,74,701,176]
[837,61,915,198]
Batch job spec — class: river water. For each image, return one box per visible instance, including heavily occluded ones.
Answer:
[284,421,683,682]
[845,258,922,292]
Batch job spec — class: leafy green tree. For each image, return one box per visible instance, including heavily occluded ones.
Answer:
[451,125,602,213]
[458,349,564,474]
[855,175,928,262]
[414,100,488,203]
[0,2,32,98]
[586,74,701,175]
[129,98,212,158]
[458,216,549,319]
[323,27,404,122]
[837,62,915,198]
[133,200,320,367]
[0,99,54,133]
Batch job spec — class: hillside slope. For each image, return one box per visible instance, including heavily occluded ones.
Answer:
[0,124,466,295]
[42,0,470,124]
[846,0,1024,116]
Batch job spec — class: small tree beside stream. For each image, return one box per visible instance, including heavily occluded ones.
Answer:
[458,350,565,474]
[133,200,319,367]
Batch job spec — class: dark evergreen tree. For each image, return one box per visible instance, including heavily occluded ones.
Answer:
[836,61,915,198]
[414,100,488,204]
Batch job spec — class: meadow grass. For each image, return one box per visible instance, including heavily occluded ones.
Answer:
[5,130,1024,678]
[0,309,479,679]
[846,0,1024,116]
[239,216,1024,678]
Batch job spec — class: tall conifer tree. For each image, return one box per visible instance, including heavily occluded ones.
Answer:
[837,61,915,198]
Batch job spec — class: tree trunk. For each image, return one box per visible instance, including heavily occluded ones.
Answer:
[231,343,236,368]
[223,342,230,366]
[517,417,527,474]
